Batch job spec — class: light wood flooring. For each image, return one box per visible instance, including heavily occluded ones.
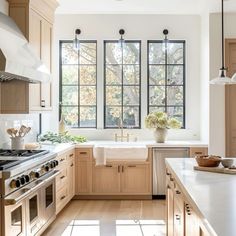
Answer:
[42,200,166,236]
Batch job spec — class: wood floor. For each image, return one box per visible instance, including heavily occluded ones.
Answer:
[42,200,166,236]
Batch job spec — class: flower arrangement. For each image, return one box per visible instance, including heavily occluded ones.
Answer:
[145,111,182,129]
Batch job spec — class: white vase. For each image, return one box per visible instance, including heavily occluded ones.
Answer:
[59,115,66,134]
[154,128,168,143]
[11,137,24,149]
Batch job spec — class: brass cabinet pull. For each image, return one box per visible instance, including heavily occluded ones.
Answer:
[70,163,74,167]
[166,172,171,176]
[122,166,124,172]
[79,152,87,155]
[176,190,181,194]
[60,158,65,162]
[195,152,203,154]
[60,175,65,179]
[175,215,181,220]
[69,153,74,157]
[105,165,112,168]
[60,195,66,200]
[128,165,136,168]
[170,177,174,181]
[118,165,120,173]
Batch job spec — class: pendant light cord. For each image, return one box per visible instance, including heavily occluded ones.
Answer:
[221,0,225,69]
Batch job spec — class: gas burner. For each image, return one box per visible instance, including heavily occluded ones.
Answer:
[0,149,48,157]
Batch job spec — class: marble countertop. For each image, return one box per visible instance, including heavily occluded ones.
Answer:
[166,158,236,236]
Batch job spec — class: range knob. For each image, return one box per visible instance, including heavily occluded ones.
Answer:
[50,161,55,168]
[54,160,59,166]
[19,176,26,185]
[43,164,50,172]
[23,175,30,183]
[10,179,21,189]
[30,171,40,179]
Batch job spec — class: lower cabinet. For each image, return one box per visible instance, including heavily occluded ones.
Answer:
[166,168,212,236]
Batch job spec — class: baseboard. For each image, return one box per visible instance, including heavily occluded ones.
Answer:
[73,195,153,200]
[152,195,166,200]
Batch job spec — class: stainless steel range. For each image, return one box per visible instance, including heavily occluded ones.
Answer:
[0,149,59,236]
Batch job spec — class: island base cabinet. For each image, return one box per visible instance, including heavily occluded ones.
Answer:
[92,165,120,194]
[167,185,174,236]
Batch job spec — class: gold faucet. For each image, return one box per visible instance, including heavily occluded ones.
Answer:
[114,118,130,142]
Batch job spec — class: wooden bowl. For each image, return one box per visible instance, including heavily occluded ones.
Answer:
[195,155,221,167]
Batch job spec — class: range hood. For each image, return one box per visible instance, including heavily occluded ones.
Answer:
[0,12,51,83]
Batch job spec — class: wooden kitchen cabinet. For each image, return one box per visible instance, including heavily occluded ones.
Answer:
[75,148,92,195]
[67,151,75,200]
[189,147,208,157]
[121,164,150,194]
[185,202,200,236]
[1,0,58,114]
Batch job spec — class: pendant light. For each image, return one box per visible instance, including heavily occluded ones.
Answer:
[210,0,236,85]
[73,29,81,51]
[119,29,125,48]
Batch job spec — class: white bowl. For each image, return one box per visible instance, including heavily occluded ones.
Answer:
[221,159,234,168]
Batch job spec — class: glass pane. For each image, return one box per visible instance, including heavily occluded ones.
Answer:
[168,43,184,64]
[167,66,184,85]
[149,86,165,106]
[149,106,165,113]
[167,106,184,126]
[80,65,96,85]
[106,86,122,105]
[79,43,96,64]
[61,43,78,64]
[45,184,53,208]
[105,42,122,64]
[61,106,78,127]
[149,43,165,64]
[167,86,183,106]
[62,86,78,105]
[123,42,140,64]
[123,86,139,105]
[123,65,140,85]
[105,106,122,128]
[62,65,78,85]
[106,65,122,85]
[80,107,96,127]
[80,86,96,105]
[149,65,165,85]
[29,195,38,222]
[123,107,139,127]
[11,206,22,235]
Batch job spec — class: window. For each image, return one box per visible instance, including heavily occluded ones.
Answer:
[104,40,141,128]
[148,40,185,127]
[59,41,97,128]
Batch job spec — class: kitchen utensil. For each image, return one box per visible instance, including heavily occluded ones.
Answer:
[11,137,24,149]
[195,155,221,167]
[7,129,13,137]
[23,127,31,137]
[194,166,236,175]
[221,159,234,168]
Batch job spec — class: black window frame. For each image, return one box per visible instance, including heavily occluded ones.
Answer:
[104,40,142,129]
[147,40,186,128]
[59,40,98,128]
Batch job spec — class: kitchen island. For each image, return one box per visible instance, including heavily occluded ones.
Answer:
[166,158,236,236]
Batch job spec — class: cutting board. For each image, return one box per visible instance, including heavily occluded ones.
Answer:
[194,166,236,175]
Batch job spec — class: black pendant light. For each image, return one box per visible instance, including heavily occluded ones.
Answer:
[73,28,81,51]
[210,0,236,85]
[119,29,125,48]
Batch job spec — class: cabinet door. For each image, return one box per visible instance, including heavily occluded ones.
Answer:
[185,202,200,236]
[173,188,184,236]
[41,19,52,110]
[121,164,150,194]
[167,177,174,236]
[68,158,75,199]
[92,164,120,194]
[76,161,92,194]
[28,9,42,111]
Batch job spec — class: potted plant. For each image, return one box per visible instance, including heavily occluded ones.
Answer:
[145,111,181,143]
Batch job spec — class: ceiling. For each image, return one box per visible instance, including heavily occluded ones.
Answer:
[56,0,236,15]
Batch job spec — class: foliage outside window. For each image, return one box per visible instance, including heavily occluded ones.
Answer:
[104,40,141,128]
[148,40,185,127]
[59,41,97,128]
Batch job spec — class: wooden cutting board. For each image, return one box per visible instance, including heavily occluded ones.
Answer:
[194,166,236,175]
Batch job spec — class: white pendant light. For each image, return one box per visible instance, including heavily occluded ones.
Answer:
[210,0,236,85]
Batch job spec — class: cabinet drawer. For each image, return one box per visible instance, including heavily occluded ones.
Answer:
[67,150,75,160]
[56,186,68,214]
[56,167,68,191]
[56,154,67,164]
[189,147,208,157]
[76,148,92,161]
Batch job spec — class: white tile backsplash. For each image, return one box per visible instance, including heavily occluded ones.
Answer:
[0,114,39,148]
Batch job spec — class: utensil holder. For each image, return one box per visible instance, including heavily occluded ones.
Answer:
[11,137,24,149]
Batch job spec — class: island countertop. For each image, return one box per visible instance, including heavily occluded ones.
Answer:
[166,158,236,236]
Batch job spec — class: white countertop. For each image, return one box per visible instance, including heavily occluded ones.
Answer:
[166,158,236,236]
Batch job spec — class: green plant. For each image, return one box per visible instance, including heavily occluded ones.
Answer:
[145,112,181,129]
[39,132,87,144]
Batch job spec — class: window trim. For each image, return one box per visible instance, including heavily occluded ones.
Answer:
[59,40,98,128]
[103,40,142,129]
[147,40,186,128]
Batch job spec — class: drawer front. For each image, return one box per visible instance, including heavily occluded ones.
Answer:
[56,154,67,164]
[67,150,75,160]
[56,186,68,214]
[76,148,92,161]
[56,166,68,191]
[190,147,208,157]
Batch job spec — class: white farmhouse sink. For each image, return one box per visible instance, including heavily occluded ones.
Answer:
[93,142,148,165]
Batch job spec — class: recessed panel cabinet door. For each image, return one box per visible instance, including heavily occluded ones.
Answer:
[121,164,150,194]
[167,185,174,236]
[92,164,120,194]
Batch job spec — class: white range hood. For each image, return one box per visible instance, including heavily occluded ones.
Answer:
[0,12,51,83]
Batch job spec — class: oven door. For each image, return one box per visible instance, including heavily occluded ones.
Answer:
[4,199,27,236]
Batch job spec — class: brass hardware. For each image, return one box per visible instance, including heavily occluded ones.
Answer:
[128,165,136,168]
[175,215,181,220]
[60,195,66,200]
[166,172,171,176]
[60,158,65,162]
[114,118,130,142]
[195,152,203,154]
[122,166,124,172]
[70,164,74,167]
[170,177,174,181]
[79,152,87,155]
[105,165,112,168]
[69,153,74,157]
[60,175,65,179]
[118,165,120,173]
[176,190,181,194]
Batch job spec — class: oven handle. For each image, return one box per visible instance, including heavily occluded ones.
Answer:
[5,170,60,206]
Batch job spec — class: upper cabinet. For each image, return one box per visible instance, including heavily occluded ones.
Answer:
[0,0,58,114]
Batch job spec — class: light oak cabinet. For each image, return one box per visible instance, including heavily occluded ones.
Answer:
[1,0,58,114]
[166,168,212,236]
[189,147,208,157]
[55,149,75,215]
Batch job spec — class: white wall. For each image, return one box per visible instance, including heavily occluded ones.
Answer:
[0,0,8,14]
[209,13,236,156]
[52,14,202,141]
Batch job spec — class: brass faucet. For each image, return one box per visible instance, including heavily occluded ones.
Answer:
[114,118,130,142]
